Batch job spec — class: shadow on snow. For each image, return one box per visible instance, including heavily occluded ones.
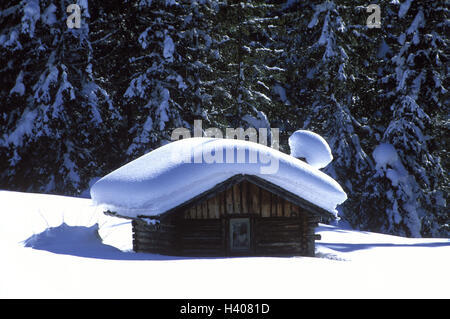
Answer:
[22,223,209,261]
[319,241,450,253]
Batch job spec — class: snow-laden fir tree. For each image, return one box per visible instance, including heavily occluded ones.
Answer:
[212,0,285,142]
[281,0,375,225]
[368,0,448,237]
[120,0,226,157]
[0,0,120,194]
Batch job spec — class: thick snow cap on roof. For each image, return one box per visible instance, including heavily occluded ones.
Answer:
[288,130,333,169]
[90,138,347,218]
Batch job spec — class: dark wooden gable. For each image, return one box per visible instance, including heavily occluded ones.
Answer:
[159,174,334,220]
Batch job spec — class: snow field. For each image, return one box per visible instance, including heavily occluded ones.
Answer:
[0,190,449,298]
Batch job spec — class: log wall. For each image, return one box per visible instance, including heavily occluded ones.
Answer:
[132,179,320,257]
[178,219,223,256]
[132,220,177,255]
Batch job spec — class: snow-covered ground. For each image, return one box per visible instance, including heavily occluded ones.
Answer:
[1,190,448,299]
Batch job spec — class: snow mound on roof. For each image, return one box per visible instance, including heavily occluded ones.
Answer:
[288,130,333,169]
[90,138,347,218]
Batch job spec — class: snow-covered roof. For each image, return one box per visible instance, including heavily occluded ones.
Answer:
[288,130,333,169]
[90,138,347,218]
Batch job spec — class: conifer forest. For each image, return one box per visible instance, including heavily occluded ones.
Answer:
[0,0,448,237]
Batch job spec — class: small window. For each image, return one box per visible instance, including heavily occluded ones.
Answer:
[229,218,251,252]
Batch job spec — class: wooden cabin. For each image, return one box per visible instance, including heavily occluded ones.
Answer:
[129,174,332,257]
[93,137,347,258]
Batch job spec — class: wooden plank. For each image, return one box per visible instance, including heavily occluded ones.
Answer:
[192,204,196,219]
[249,182,260,215]
[198,202,203,219]
[134,237,159,245]
[301,214,308,254]
[233,183,241,214]
[277,195,284,217]
[246,180,251,215]
[209,196,220,219]
[255,224,302,233]
[270,193,276,217]
[193,205,197,219]
[257,242,302,248]
[241,181,248,214]
[222,218,227,254]
[258,185,262,216]
[226,187,234,215]
[209,201,214,219]
[199,202,204,219]
[182,238,222,244]
[284,200,291,218]
[218,191,224,217]
[198,203,203,219]
[261,188,271,217]
[256,224,301,233]
[256,232,302,242]
[202,201,208,219]
[251,217,256,252]
[190,206,197,219]
[187,207,194,219]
